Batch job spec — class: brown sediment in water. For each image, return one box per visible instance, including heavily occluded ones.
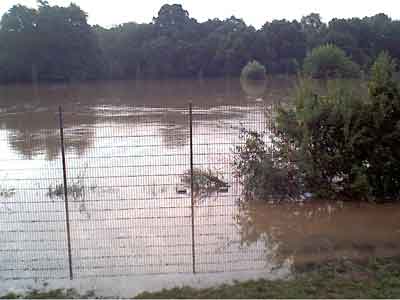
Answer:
[236,200,400,266]
[0,78,398,283]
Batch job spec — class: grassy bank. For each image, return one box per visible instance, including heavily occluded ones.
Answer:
[137,257,400,299]
[0,289,95,299]
[1,257,400,299]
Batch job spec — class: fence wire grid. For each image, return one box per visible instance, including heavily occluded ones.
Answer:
[0,102,275,280]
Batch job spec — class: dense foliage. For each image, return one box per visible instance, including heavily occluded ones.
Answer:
[303,44,361,78]
[235,52,400,202]
[0,1,102,82]
[241,60,266,80]
[1,2,400,82]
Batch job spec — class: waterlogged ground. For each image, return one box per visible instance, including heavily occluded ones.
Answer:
[135,257,400,299]
[0,78,399,297]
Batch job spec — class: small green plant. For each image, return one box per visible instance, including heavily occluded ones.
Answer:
[303,44,361,78]
[241,60,267,81]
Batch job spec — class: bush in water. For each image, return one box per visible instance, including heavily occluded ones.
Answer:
[241,60,267,81]
[235,52,400,202]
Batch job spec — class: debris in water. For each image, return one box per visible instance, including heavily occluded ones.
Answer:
[179,168,229,197]
[176,185,188,194]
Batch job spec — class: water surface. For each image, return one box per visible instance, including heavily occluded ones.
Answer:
[0,78,399,296]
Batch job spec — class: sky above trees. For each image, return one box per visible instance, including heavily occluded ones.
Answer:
[0,0,399,29]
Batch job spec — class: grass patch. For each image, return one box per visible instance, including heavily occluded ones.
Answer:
[0,289,95,299]
[136,257,400,299]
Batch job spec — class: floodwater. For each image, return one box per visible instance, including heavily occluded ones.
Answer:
[0,78,399,297]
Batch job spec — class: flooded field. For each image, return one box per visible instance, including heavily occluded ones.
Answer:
[0,78,399,296]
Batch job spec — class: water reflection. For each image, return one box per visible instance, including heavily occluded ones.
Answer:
[0,78,295,160]
[240,78,267,99]
[0,111,96,160]
[159,125,188,148]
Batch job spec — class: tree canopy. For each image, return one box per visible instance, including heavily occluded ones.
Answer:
[1,2,400,83]
[0,1,102,82]
[303,44,361,78]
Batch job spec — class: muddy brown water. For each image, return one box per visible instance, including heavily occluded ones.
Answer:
[0,78,399,296]
[237,200,400,266]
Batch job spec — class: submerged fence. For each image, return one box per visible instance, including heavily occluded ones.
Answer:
[0,102,273,280]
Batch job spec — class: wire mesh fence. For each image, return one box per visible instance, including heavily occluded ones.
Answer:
[0,102,274,280]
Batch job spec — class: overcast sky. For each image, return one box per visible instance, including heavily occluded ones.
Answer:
[0,0,399,29]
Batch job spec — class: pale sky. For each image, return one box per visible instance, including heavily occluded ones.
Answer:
[0,0,399,29]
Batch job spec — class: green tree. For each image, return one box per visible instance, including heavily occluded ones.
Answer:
[303,44,361,78]
[0,1,102,82]
[0,5,39,82]
[364,52,400,198]
[2,3,400,82]
[301,13,326,51]
[261,20,307,74]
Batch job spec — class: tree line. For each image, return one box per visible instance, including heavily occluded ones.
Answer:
[1,1,400,83]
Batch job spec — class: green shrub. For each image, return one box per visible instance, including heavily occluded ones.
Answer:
[303,44,361,78]
[241,60,267,81]
[235,52,400,201]
[363,52,400,199]
[234,130,303,201]
[276,78,369,199]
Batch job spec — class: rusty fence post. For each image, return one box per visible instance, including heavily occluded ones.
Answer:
[58,106,73,280]
[189,102,196,274]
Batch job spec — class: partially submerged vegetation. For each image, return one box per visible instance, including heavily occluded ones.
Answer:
[0,185,15,198]
[47,183,84,199]
[47,163,96,201]
[181,168,229,198]
[136,257,400,299]
[235,52,400,202]
[241,61,267,81]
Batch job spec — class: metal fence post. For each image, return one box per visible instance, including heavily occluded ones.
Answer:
[189,102,196,274]
[58,106,73,280]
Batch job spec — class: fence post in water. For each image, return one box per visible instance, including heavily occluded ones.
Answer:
[189,102,196,274]
[58,106,73,280]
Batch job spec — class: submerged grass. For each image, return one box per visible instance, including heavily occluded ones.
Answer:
[1,257,400,299]
[0,185,16,198]
[181,168,229,196]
